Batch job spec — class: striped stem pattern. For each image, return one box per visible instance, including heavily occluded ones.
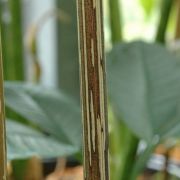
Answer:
[77,0,109,180]
[0,37,6,180]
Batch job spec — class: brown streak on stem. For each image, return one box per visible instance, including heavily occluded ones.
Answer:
[77,0,109,180]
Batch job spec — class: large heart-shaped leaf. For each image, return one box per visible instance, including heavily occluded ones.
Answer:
[7,119,78,160]
[5,82,82,151]
[107,41,180,142]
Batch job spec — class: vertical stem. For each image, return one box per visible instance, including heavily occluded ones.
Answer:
[0,34,7,180]
[117,127,138,180]
[77,0,109,180]
[130,143,157,180]
[0,0,24,81]
[56,0,80,102]
[155,0,174,43]
[108,0,122,43]
[9,0,24,80]
[162,151,170,180]
[0,1,26,180]
[107,1,139,179]
[175,0,180,39]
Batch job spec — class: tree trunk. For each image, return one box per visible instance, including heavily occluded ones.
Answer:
[0,36,7,180]
[77,0,109,180]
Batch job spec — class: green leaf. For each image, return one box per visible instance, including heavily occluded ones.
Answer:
[5,82,82,150]
[107,41,180,142]
[6,119,79,160]
[139,0,155,16]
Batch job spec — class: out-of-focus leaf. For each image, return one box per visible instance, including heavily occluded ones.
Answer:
[107,41,180,142]
[6,119,78,160]
[139,0,155,16]
[5,82,82,150]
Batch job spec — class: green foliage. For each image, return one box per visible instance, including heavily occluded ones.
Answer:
[0,0,176,179]
[107,41,180,179]
[155,0,174,43]
[107,1,138,179]
[5,41,180,178]
[0,1,25,178]
[139,0,155,16]
[7,119,78,160]
[107,41,180,142]
[5,82,82,160]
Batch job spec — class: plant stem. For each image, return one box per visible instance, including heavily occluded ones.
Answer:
[0,34,7,180]
[109,109,121,180]
[130,141,158,180]
[108,0,122,43]
[77,0,109,179]
[0,1,27,179]
[11,160,27,180]
[108,0,140,179]
[118,125,139,180]
[175,0,180,39]
[0,0,24,80]
[155,0,174,43]
[56,0,80,102]
[109,117,139,180]
[0,0,25,120]
[0,0,24,122]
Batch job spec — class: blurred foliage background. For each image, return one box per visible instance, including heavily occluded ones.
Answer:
[0,0,180,180]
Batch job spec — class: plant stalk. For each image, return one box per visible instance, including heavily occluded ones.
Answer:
[11,160,27,180]
[0,33,7,180]
[118,126,139,180]
[0,0,24,80]
[0,1,27,179]
[155,0,174,43]
[130,141,158,180]
[108,0,122,43]
[77,0,109,179]
[108,0,139,179]
[109,118,139,180]
[175,0,180,39]
[56,0,80,102]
